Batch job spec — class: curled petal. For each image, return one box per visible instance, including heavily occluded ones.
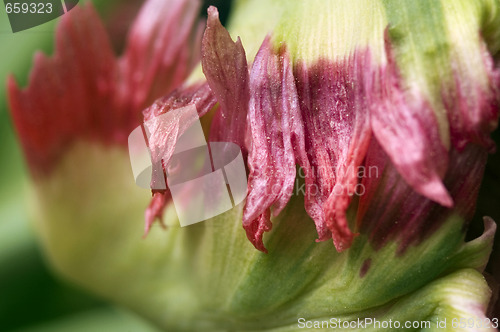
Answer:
[142,83,216,233]
[244,210,272,253]
[142,83,215,165]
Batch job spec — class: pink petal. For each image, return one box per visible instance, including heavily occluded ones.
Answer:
[369,37,452,208]
[120,0,204,109]
[294,53,373,252]
[242,38,307,251]
[201,7,249,149]
[444,45,500,151]
[244,210,272,253]
[142,83,216,233]
[144,190,170,235]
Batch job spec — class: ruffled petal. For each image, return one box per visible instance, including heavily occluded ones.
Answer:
[242,38,307,251]
[243,45,374,252]
[294,53,373,251]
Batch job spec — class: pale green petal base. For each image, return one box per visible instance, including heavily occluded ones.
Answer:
[31,143,496,331]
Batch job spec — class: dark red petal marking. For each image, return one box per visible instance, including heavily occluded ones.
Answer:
[323,52,373,251]
[359,258,372,278]
[357,138,488,254]
[8,0,203,176]
[242,38,308,252]
[201,6,249,149]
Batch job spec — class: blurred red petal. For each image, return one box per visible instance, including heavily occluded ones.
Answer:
[8,3,118,174]
[8,0,204,175]
[444,45,500,151]
[121,0,204,109]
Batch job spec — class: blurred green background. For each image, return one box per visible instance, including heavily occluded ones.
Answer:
[0,0,498,330]
[0,1,231,331]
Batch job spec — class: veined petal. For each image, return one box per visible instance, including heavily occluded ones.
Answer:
[243,38,307,252]
[201,7,249,148]
[142,83,215,165]
[294,53,373,251]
